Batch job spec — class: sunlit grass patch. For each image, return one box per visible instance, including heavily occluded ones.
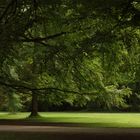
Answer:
[0,112,140,128]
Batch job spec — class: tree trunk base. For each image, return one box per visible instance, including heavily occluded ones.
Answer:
[30,91,39,118]
[29,112,40,118]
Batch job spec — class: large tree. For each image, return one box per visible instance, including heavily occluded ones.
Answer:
[0,0,139,116]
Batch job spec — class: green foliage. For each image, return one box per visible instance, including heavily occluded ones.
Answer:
[0,89,7,111]
[7,92,22,113]
[0,0,140,112]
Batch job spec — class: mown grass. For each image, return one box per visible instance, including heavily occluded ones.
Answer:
[0,112,140,128]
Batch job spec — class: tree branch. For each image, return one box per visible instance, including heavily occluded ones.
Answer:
[19,31,67,43]
[0,78,97,95]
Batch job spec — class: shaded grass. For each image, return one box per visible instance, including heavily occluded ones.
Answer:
[1,112,140,128]
[1,131,139,140]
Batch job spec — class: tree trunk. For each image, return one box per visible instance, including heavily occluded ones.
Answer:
[30,91,39,117]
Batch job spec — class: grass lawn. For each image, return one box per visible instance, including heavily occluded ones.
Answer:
[0,112,140,128]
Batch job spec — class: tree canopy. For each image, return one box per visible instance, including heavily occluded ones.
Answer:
[0,0,140,116]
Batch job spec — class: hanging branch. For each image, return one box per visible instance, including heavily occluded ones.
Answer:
[0,77,97,96]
